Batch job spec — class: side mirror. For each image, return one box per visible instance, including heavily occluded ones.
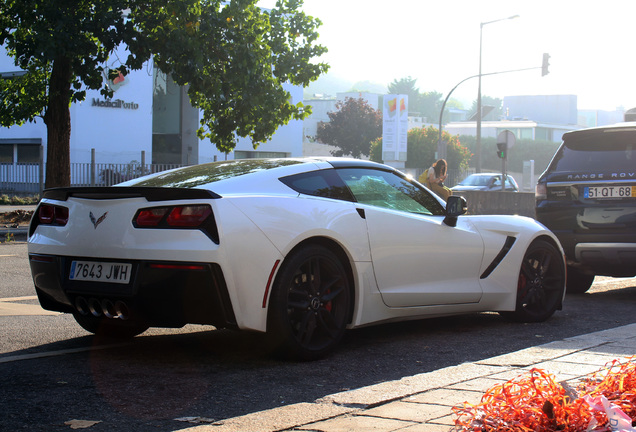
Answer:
[443,195,467,227]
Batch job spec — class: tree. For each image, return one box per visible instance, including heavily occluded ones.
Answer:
[0,0,328,188]
[387,77,445,123]
[315,97,382,158]
[388,76,419,100]
[370,126,471,172]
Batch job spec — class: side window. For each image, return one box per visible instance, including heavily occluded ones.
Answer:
[335,168,445,216]
[279,169,355,202]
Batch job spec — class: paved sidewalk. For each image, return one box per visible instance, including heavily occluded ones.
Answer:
[185,324,636,432]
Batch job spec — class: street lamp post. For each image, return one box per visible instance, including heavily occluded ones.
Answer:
[476,14,518,173]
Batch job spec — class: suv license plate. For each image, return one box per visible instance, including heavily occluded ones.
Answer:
[70,261,132,284]
[584,185,636,199]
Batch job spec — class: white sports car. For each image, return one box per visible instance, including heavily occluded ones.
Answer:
[28,158,566,360]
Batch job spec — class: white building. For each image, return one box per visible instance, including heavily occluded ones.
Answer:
[444,119,580,143]
[0,50,304,171]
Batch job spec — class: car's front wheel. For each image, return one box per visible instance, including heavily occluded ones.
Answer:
[501,240,565,322]
[73,313,149,339]
[267,245,352,361]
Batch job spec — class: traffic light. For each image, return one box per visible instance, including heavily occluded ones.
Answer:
[542,53,550,76]
[497,142,507,159]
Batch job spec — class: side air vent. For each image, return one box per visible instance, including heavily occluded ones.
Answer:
[480,236,517,279]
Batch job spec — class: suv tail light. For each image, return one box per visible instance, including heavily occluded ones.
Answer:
[535,183,547,200]
[38,204,69,226]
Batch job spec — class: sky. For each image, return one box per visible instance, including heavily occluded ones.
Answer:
[257,0,636,112]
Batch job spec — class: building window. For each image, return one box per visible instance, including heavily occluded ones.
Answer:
[535,128,553,141]
[17,145,40,163]
[0,145,12,163]
[519,128,534,140]
[152,134,182,164]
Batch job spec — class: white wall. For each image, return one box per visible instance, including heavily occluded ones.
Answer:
[70,64,154,164]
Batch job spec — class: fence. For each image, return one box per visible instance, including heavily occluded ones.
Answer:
[0,163,42,196]
[1,161,185,196]
[70,162,184,187]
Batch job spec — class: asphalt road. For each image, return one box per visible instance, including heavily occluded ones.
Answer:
[2,242,636,431]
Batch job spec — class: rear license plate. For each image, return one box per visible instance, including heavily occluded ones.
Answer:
[584,185,636,199]
[69,261,132,284]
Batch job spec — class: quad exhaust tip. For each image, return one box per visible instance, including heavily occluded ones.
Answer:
[75,297,130,320]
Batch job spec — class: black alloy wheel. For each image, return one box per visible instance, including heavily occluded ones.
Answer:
[267,245,352,361]
[501,240,565,323]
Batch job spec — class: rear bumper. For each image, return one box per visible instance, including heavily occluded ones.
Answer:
[537,200,636,276]
[573,242,636,277]
[29,253,237,328]
[544,231,636,276]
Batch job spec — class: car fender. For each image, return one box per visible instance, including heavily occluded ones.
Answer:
[226,195,372,261]
[221,195,372,332]
[467,214,565,311]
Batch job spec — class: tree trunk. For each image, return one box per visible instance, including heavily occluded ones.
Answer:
[43,56,72,188]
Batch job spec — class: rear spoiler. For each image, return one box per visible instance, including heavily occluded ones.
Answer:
[42,187,221,202]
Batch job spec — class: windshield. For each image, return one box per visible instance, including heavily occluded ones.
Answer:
[460,175,492,187]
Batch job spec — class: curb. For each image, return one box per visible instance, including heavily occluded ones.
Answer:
[0,227,28,243]
[184,324,636,432]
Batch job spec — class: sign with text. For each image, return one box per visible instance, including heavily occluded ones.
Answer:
[382,94,408,162]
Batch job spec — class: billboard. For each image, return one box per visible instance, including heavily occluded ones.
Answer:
[382,94,408,162]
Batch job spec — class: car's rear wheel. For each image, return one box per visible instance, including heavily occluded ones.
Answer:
[73,313,149,338]
[565,266,595,294]
[267,245,352,361]
[501,240,565,322]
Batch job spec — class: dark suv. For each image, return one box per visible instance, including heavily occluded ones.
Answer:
[536,123,636,293]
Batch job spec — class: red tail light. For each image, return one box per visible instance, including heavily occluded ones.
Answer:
[54,206,69,225]
[135,207,171,227]
[166,205,212,227]
[38,204,69,226]
[133,205,212,228]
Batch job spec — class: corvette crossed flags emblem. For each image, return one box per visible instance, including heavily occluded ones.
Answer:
[89,211,108,229]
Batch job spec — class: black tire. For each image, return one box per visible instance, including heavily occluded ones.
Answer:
[500,240,565,323]
[267,245,352,361]
[566,266,595,294]
[73,313,149,339]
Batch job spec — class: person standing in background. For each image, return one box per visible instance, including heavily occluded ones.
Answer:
[419,159,452,201]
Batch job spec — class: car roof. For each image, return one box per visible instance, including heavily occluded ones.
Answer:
[466,173,504,177]
[121,157,397,195]
[563,122,636,140]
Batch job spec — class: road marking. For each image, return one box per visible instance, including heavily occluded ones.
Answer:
[1,295,38,301]
[0,343,130,364]
[0,254,19,257]
[0,295,61,317]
